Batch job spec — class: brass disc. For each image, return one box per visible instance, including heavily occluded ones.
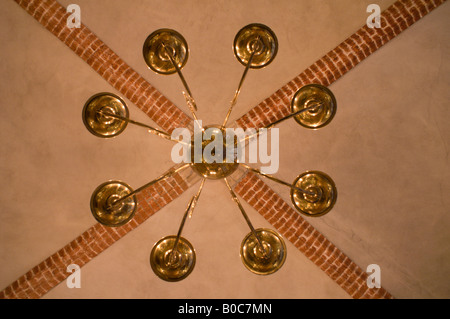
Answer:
[82,93,129,138]
[190,125,239,180]
[290,171,337,217]
[240,228,286,275]
[90,181,136,227]
[143,29,189,75]
[233,23,278,69]
[291,84,337,129]
[150,236,196,282]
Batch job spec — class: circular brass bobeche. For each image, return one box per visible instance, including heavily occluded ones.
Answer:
[82,93,129,138]
[90,180,136,227]
[143,29,189,75]
[291,84,337,129]
[290,171,337,217]
[190,125,239,180]
[150,236,196,282]
[240,228,286,275]
[233,23,278,69]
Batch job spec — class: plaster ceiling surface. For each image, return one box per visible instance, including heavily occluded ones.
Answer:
[0,0,449,299]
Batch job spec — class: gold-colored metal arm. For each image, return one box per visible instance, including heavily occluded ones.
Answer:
[239,163,319,198]
[265,102,323,129]
[98,110,190,146]
[182,91,202,131]
[171,178,206,255]
[161,42,198,112]
[107,164,190,210]
[239,103,323,145]
[222,47,257,128]
[224,177,268,256]
[97,110,174,141]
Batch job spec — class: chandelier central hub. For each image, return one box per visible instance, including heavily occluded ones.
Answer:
[190,125,239,180]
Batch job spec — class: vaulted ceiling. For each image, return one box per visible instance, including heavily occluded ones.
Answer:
[0,0,449,298]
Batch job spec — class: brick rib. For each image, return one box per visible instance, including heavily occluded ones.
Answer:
[234,171,393,299]
[0,165,200,299]
[234,0,446,130]
[13,0,192,133]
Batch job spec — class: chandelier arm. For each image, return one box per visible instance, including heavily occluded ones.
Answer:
[239,163,319,198]
[171,178,206,255]
[239,103,322,145]
[107,163,191,210]
[161,42,198,112]
[96,110,178,142]
[222,50,257,128]
[182,91,203,132]
[224,177,269,257]
[264,103,323,129]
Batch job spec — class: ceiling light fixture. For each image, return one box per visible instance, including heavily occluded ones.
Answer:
[82,23,337,282]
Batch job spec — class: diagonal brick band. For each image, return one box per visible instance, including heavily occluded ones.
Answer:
[234,0,446,130]
[0,166,200,299]
[13,0,192,133]
[233,170,393,299]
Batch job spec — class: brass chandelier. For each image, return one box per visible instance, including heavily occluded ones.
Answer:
[82,23,337,282]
